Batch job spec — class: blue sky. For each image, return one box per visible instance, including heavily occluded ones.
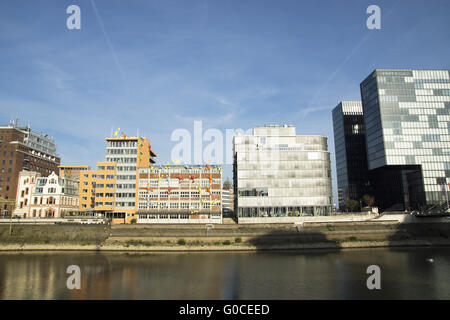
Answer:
[1,0,450,204]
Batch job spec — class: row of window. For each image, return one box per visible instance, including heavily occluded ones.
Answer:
[83,174,115,179]
[138,214,191,219]
[139,179,221,187]
[139,168,221,174]
[106,157,137,163]
[139,190,220,198]
[19,196,77,207]
[138,202,214,209]
[138,214,223,219]
[97,166,116,170]
[107,141,138,147]
[95,202,114,207]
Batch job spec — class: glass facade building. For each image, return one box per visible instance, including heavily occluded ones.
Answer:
[233,125,332,220]
[360,69,450,211]
[332,101,370,210]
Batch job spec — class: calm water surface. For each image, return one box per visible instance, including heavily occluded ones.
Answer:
[1,247,449,299]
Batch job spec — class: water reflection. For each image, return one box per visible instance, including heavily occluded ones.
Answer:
[0,248,449,300]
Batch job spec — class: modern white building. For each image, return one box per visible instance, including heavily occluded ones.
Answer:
[14,171,79,218]
[233,125,333,223]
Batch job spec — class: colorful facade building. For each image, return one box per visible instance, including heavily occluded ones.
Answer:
[78,132,157,224]
[14,171,79,218]
[136,164,223,223]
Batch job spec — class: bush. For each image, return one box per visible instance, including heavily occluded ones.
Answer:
[177,239,186,245]
[234,237,242,243]
[130,218,137,224]
[222,240,231,245]
[126,240,143,246]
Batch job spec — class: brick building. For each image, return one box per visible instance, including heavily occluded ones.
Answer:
[0,121,60,215]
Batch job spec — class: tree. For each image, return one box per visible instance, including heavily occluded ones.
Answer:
[345,199,359,212]
[362,194,375,207]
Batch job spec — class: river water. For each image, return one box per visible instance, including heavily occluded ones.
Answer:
[0,247,449,299]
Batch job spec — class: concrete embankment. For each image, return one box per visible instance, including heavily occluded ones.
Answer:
[1,220,450,251]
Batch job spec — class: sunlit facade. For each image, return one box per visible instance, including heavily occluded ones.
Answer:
[78,134,157,224]
[14,171,79,218]
[233,125,332,221]
[136,165,222,223]
[360,69,450,210]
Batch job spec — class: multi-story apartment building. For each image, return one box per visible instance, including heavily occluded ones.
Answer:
[359,69,450,211]
[78,133,156,224]
[233,125,333,222]
[0,120,60,215]
[332,101,370,210]
[78,162,117,211]
[136,165,222,223]
[14,171,79,218]
[59,165,91,181]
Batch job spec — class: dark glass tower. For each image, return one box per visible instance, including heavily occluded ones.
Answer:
[332,101,370,210]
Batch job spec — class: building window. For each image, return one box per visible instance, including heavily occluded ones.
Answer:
[181,203,189,209]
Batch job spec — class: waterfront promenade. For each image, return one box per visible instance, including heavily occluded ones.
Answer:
[1,214,450,252]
